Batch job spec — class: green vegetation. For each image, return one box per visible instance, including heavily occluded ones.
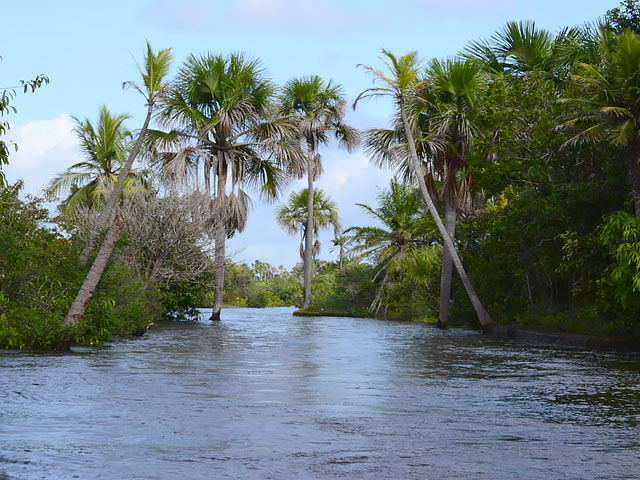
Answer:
[221,261,302,308]
[3,1,640,349]
[345,179,440,318]
[0,182,162,349]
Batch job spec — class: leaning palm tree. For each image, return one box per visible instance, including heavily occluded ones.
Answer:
[152,52,303,321]
[63,43,172,326]
[559,29,640,215]
[280,76,359,308]
[45,106,143,218]
[77,42,172,266]
[276,188,340,267]
[354,49,494,329]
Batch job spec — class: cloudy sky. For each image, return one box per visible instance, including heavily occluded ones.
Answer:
[2,0,620,268]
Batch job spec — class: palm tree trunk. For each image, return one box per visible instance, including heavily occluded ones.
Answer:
[438,197,457,329]
[211,227,226,321]
[210,156,227,321]
[79,105,153,266]
[303,154,314,309]
[64,215,125,325]
[399,98,493,329]
[204,156,211,198]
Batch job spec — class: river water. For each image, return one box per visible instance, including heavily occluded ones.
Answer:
[1,307,639,479]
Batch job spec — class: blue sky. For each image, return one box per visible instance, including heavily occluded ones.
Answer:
[2,0,621,268]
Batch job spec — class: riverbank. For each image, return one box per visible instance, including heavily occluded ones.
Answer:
[293,307,434,322]
[294,308,640,352]
[293,308,372,319]
[490,325,640,352]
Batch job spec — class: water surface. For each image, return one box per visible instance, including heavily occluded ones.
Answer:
[1,307,639,479]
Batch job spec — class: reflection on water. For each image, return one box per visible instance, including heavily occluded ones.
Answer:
[1,307,639,479]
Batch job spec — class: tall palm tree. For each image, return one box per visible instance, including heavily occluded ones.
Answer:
[46,106,142,217]
[559,29,640,215]
[276,187,340,264]
[153,52,303,321]
[280,75,359,308]
[345,178,438,315]
[63,44,172,326]
[78,42,172,266]
[422,57,487,328]
[354,49,494,329]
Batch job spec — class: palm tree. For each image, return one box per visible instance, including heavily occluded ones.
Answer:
[45,106,143,217]
[559,29,640,215]
[62,44,172,326]
[354,49,494,329]
[276,188,341,267]
[330,234,350,268]
[463,19,617,84]
[422,57,487,328]
[78,42,172,266]
[345,178,438,315]
[280,75,359,308]
[463,20,562,76]
[554,20,614,68]
[152,52,303,321]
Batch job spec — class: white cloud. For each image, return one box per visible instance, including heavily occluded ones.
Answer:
[4,114,81,197]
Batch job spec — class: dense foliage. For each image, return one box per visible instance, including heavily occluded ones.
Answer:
[221,254,439,322]
[222,261,302,308]
[0,183,162,349]
[0,182,213,349]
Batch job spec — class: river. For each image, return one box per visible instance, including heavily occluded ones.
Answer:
[1,307,639,479]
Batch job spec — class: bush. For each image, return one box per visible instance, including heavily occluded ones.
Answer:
[0,183,164,350]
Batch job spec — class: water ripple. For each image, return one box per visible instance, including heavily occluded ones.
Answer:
[1,307,639,479]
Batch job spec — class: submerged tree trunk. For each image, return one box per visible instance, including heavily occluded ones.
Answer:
[64,215,125,325]
[79,105,153,266]
[303,154,315,309]
[399,98,493,329]
[438,197,457,329]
